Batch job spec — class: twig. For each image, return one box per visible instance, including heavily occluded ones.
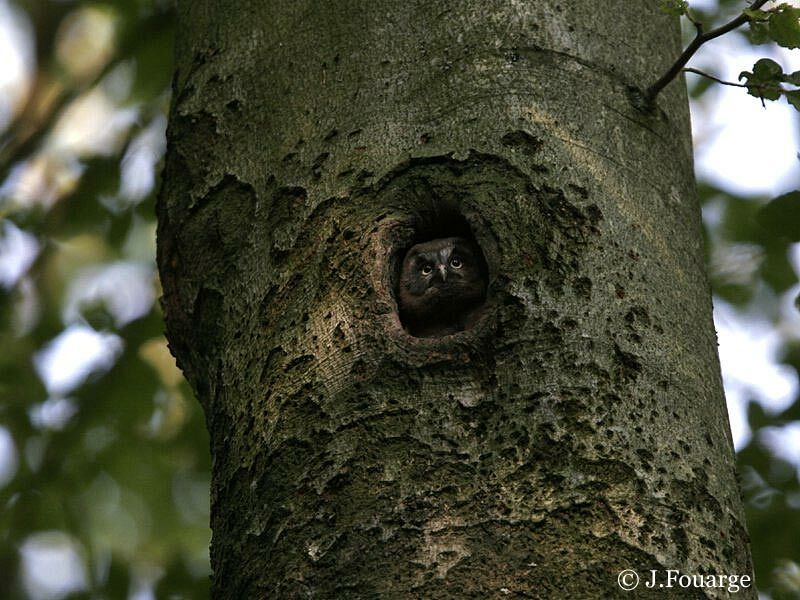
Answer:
[685,8,704,33]
[644,0,771,104]
[683,67,797,108]
[682,67,749,88]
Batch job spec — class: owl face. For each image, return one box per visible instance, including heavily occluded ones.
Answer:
[397,237,487,336]
[401,238,481,297]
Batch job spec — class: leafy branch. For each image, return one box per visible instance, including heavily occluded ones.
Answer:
[645,1,800,109]
[684,62,800,109]
[737,58,800,108]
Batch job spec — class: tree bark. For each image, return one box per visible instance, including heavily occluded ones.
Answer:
[157,1,754,597]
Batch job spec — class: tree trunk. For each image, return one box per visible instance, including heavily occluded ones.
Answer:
[157,1,754,597]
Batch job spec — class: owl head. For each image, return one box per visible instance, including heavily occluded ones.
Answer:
[397,237,487,336]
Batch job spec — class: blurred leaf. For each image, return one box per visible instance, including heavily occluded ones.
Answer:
[773,559,800,598]
[129,19,175,102]
[786,89,800,111]
[757,191,800,242]
[659,0,688,16]
[720,195,762,243]
[748,400,772,432]
[760,245,798,294]
[154,557,210,600]
[139,337,184,389]
[712,282,753,306]
[0,0,210,589]
[50,156,121,239]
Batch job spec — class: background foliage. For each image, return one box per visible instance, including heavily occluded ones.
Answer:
[0,0,797,598]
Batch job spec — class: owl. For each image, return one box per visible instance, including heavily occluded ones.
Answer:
[397,237,487,337]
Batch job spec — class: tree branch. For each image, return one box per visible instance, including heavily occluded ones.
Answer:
[644,0,771,104]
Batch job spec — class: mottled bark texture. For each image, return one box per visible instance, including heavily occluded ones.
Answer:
[157,1,753,597]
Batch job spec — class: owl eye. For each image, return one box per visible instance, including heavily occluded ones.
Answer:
[450,257,463,269]
[421,264,433,275]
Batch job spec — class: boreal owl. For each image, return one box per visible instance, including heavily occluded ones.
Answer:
[397,237,487,337]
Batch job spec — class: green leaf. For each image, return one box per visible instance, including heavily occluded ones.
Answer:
[783,70,800,86]
[785,90,800,111]
[752,58,783,79]
[757,191,800,241]
[748,19,772,44]
[757,85,783,102]
[744,8,770,21]
[740,59,785,101]
[769,6,800,49]
[658,0,688,16]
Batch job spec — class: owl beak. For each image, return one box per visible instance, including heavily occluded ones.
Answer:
[438,264,447,281]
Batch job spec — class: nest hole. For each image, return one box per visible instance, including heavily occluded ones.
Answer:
[392,206,489,338]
